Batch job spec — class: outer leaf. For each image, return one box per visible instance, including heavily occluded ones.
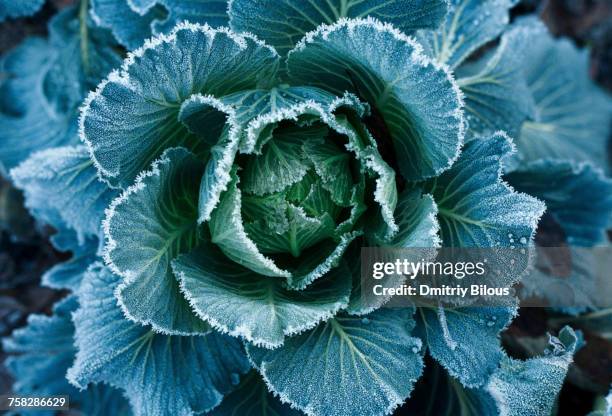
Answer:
[0,38,60,172]
[485,326,578,416]
[408,326,578,415]
[3,297,84,397]
[44,4,122,91]
[248,309,423,416]
[506,160,612,246]
[91,0,229,50]
[43,230,99,290]
[288,18,464,181]
[68,263,251,416]
[417,306,516,388]
[416,0,518,69]
[81,23,279,188]
[514,18,612,171]
[457,25,535,137]
[0,0,44,21]
[210,371,302,416]
[91,0,158,50]
[104,147,208,335]
[3,296,131,416]
[174,243,351,348]
[152,0,229,34]
[424,132,545,248]
[229,0,447,56]
[11,146,118,243]
[0,7,121,173]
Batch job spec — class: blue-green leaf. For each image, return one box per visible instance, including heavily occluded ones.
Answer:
[361,146,399,242]
[3,296,131,416]
[209,169,290,278]
[0,7,121,173]
[43,6,122,110]
[0,0,44,21]
[178,94,242,224]
[173,243,351,348]
[225,87,366,154]
[196,87,366,223]
[90,0,159,50]
[3,296,82,397]
[104,147,208,335]
[416,0,518,69]
[304,136,353,207]
[11,146,118,243]
[417,306,517,388]
[248,309,423,416]
[152,0,229,35]
[229,0,447,56]
[283,231,361,290]
[514,18,612,171]
[81,23,279,188]
[0,38,75,173]
[242,192,291,234]
[243,124,318,196]
[484,326,578,416]
[506,160,612,246]
[91,0,229,50]
[348,189,440,316]
[348,188,441,313]
[68,263,251,416]
[209,168,359,289]
[210,371,302,416]
[411,325,579,415]
[245,205,336,257]
[179,94,239,148]
[457,25,535,137]
[391,189,441,248]
[424,132,545,247]
[43,230,99,291]
[287,18,465,181]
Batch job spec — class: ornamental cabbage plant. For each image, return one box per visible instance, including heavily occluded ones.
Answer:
[2,1,611,415]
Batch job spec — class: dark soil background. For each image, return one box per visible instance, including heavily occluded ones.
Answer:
[0,0,610,415]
